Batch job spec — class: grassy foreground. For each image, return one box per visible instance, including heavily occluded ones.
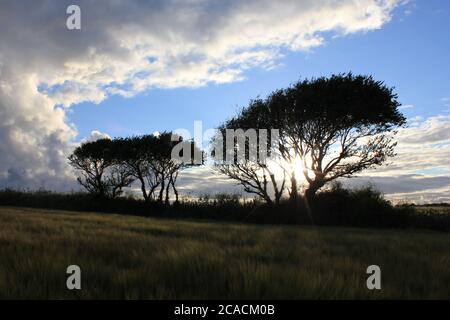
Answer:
[0,206,449,299]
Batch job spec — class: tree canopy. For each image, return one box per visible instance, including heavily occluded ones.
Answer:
[68,138,134,198]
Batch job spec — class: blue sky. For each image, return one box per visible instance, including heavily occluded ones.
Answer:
[68,1,450,140]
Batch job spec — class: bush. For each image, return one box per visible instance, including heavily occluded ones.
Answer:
[309,183,412,228]
[0,187,448,232]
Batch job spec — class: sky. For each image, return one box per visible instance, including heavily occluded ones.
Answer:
[0,0,449,203]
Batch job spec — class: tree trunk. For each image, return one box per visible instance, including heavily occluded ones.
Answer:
[172,183,179,204]
[269,173,283,206]
[138,176,149,203]
[289,171,298,203]
[170,174,179,204]
[264,195,273,206]
[164,180,170,205]
[304,179,325,202]
[158,174,165,203]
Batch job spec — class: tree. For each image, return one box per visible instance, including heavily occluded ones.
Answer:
[156,132,203,204]
[68,139,134,198]
[214,73,406,202]
[152,133,181,204]
[115,135,161,203]
[270,73,405,200]
[118,132,202,204]
[212,99,287,205]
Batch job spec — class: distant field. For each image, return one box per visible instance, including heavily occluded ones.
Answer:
[415,206,450,215]
[0,206,449,299]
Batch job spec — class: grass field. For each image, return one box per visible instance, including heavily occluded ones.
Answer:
[0,206,449,299]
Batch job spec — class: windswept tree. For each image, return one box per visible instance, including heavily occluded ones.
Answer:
[214,73,406,202]
[152,132,183,204]
[269,73,406,200]
[68,139,134,198]
[69,132,201,203]
[159,132,203,204]
[115,135,161,203]
[118,132,202,204]
[212,100,287,205]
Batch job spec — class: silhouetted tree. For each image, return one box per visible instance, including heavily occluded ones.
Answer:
[116,135,161,203]
[156,132,203,204]
[271,73,405,200]
[68,139,134,198]
[215,73,406,202]
[118,132,202,204]
[212,100,287,205]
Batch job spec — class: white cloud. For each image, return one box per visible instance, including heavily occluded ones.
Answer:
[81,130,111,143]
[0,0,406,191]
[397,115,450,145]
[346,115,450,203]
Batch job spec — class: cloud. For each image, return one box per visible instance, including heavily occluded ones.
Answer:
[345,115,450,179]
[344,174,450,195]
[0,72,77,190]
[370,115,450,176]
[343,115,450,203]
[398,115,450,145]
[344,175,450,204]
[177,167,246,197]
[0,0,405,190]
[81,130,111,143]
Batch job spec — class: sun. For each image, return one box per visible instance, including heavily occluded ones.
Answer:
[291,156,306,182]
[266,155,311,184]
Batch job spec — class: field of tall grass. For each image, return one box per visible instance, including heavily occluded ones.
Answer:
[1,206,449,299]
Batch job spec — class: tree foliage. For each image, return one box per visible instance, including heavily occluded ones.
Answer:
[68,139,134,198]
